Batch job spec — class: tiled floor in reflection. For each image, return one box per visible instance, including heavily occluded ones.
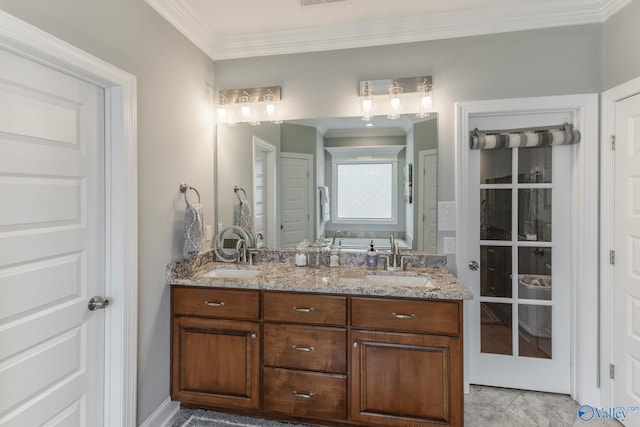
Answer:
[465,385,624,426]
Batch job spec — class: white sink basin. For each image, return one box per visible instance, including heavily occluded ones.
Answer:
[202,268,262,279]
[365,275,430,287]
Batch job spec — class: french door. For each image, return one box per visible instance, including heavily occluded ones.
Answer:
[468,143,572,392]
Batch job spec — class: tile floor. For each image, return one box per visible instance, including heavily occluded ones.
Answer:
[171,385,627,427]
[464,385,624,426]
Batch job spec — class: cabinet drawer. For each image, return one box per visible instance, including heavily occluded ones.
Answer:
[173,287,259,320]
[263,368,346,420]
[351,298,460,336]
[263,292,347,325]
[264,324,347,373]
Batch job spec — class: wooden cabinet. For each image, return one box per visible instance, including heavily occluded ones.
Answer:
[171,286,463,426]
[263,292,348,421]
[171,287,261,410]
[350,297,463,426]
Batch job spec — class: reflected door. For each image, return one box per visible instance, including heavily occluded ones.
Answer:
[280,153,312,247]
[468,144,571,393]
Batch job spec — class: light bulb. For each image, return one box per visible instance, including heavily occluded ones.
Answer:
[217,106,228,124]
[361,98,373,121]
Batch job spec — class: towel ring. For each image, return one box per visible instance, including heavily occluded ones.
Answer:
[233,185,247,200]
[179,183,201,205]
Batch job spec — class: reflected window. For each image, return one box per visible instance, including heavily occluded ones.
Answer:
[326,145,403,224]
[336,163,393,220]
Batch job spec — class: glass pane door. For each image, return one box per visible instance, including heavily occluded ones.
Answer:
[470,144,571,393]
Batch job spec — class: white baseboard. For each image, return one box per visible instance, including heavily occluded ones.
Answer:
[139,397,180,427]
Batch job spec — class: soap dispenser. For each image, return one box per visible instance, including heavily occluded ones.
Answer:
[366,240,378,269]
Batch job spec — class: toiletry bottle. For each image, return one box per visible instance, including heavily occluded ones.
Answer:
[330,245,340,267]
[366,240,378,269]
[295,241,307,267]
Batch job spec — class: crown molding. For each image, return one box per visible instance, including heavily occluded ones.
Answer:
[599,0,634,20]
[144,0,217,57]
[148,0,626,61]
[213,0,605,60]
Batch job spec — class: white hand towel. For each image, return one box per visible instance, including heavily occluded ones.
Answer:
[183,202,204,258]
[237,199,254,233]
[318,186,331,222]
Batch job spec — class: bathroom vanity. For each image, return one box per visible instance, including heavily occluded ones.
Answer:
[169,255,472,427]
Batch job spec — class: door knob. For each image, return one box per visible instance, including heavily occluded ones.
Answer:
[88,296,110,311]
[468,261,480,271]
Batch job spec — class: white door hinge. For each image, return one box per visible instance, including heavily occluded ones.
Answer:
[610,250,615,265]
[611,135,616,150]
[610,363,615,380]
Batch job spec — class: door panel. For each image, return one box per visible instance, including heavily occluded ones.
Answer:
[468,120,571,392]
[614,93,640,423]
[281,155,311,247]
[421,152,437,252]
[0,48,105,426]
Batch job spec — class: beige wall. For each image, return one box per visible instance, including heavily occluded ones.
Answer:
[0,1,215,423]
[603,0,640,89]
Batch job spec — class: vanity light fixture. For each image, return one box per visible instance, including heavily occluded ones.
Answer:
[216,85,282,126]
[358,76,433,121]
[216,92,229,125]
[263,89,282,124]
[360,82,374,121]
[238,92,254,124]
[388,80,403,120]
[416,77,433,118]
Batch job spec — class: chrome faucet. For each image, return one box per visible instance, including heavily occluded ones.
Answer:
[252,232,264,248]
[332,230,344,246]
[388,240,402,271]
[235,239,247,264]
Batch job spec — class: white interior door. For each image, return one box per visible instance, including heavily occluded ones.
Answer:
[0,48,105,426]
[467,117,572,393]
[253,149,267,238]
[614,93,640,423]
[420,150,438,252]
[280,153,312,247]
[253,137,276,246]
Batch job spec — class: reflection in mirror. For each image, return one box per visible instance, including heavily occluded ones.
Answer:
[215,114,438,251]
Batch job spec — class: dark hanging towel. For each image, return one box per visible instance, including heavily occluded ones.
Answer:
[470,122,581,150]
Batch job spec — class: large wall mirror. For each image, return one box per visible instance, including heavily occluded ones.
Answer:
[215,114,438,252]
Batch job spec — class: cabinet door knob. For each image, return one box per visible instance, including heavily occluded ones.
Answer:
[250,333,257,340]
[353,342,358,348]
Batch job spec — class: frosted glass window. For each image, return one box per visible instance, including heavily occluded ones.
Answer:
[336,163,393,220]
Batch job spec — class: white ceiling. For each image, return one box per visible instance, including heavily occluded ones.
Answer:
[146,0,631,60]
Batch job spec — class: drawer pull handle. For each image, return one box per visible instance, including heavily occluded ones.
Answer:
[392,312,416,320]
[293,306,315,313]
[205,301,225,307]
[292,391,315,399]
[292,345,314,352]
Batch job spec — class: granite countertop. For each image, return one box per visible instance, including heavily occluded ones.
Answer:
[168,254,473,300]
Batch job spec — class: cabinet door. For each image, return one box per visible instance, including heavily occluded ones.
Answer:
[350,331,463,427]
[171,316,260,410]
